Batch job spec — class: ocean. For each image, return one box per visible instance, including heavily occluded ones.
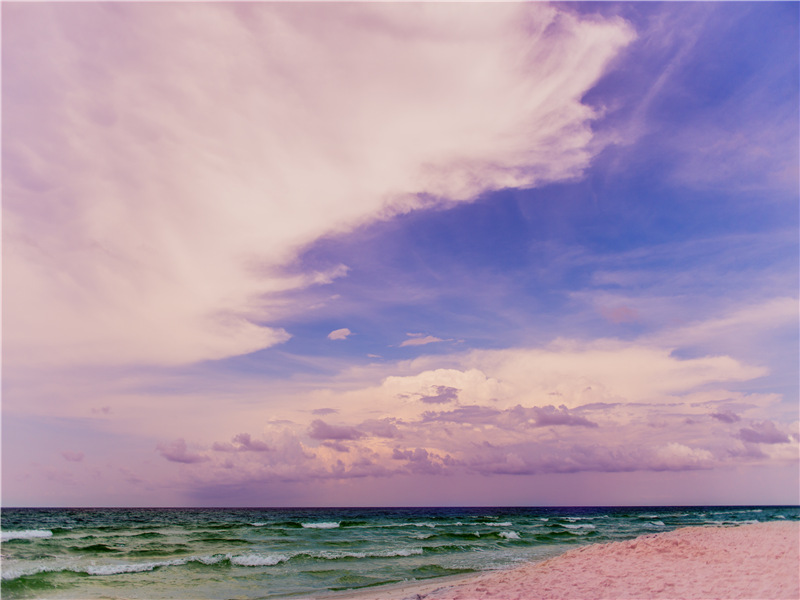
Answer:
[2,505,798,599]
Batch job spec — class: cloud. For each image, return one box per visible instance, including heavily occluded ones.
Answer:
[3,3,634,368]
[737,421,791,445]
[61,451,85,463]
[530,405,599,428]
[328,328,352,341]
[711,410,741,424]
[419,385,460,404]
[311,408,339,416]
[599,305,640,324]
[358,419,402,439]
[156,439,210,464]
[400,334,446,347]
[212,433,271,453]
[308,419,364,441]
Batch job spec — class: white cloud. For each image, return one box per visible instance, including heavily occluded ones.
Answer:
[4,3,635,367]
[399,334,446,347]
[328,328,353,341]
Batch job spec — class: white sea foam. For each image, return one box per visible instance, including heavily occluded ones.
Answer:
[316,547,424,560]
[485,522,513,527]
[563,524,596,530]
[1,529,53,541]
[318,550,367,560]
[499,531,520,539]
[86,558,188,575]
[379,547,424,557]
[1,563,62,581]
[230,553,289,566]
[302,522,340,529]
[250,522,266,527]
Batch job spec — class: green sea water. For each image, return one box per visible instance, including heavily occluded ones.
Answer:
[2,506,797,599]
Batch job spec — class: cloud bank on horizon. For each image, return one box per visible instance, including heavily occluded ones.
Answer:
[3,2,798,507]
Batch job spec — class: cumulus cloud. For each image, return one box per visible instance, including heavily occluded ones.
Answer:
[328,328,352,341]
[212,433,271,453]
[419,385,460,404]
[308,419,364,441]
[531,405,599,428]
[711,410,741,423]
[737,421,791,445]
[3,2,634,368]
[156,439,210,464]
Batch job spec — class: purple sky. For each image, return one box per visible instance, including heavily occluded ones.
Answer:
[3,2,798,507]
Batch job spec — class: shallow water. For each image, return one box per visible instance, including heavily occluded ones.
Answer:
[2,506,797,599]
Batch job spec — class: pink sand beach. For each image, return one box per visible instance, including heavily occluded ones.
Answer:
[333,521,799,600]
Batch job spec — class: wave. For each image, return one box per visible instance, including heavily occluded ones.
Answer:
[1,530,53,541]
[560,524,596,530]
[301,522,340,529]
[499,531,520,540]
[229,553,289,566]
[69,544,122,554]
[194,537,250,545]
[1,546,438,582]
[644,521,666,528]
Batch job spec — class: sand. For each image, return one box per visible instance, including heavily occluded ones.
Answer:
[328,521,799,600]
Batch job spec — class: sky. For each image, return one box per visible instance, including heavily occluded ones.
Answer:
[2,2,798,508]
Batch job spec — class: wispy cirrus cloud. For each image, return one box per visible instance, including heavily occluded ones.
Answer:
[399,334,448,347]
[3,3,634,369]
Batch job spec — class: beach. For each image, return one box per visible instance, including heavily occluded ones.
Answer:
[3,508,798,600]
[333,521,800,600]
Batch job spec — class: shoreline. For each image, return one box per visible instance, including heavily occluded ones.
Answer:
[323,521,799,600]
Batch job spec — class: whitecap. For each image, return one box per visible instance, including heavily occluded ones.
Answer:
[485,522,513,527]
[1,564,61,581]
[250,522,267,527]
[499,531,520,539]
[86,558,187,575]
[1,529,53,541]
[301,522,340,529]
[562,524,595,530]
[230,553,289,567]
[379,547,424,557]
[317,550,367,560]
